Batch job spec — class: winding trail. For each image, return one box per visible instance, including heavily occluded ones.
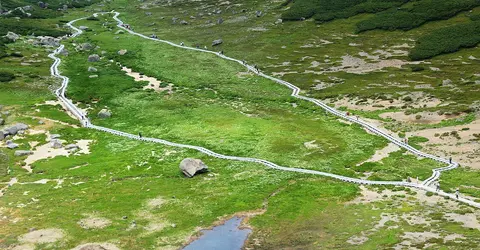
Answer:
[46,12,479,208]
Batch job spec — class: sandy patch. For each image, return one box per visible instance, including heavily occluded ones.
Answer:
[357,143,401,165]
[406,118,480,169]
[11,244,35,250]
[22,139,92,172]
[346,235,369,245]
[237,71,254,78]
[71,243,120,250]
[325,93,441,112]
[400,231,441,245]
[380,111,463,124]
[122,66,173,94]
[78,216,112,229]
[19,228,64,244]
[444,213,480,229]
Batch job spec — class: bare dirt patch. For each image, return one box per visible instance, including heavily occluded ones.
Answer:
[122,66,173,94]
[380,111,463,124]
[357,143,401,165]
[444,212,480,229]
[406,118,480,169]
[146,196,166,209]
[18,228,64,244]
[71,242,120,250]
[78,215,111,229]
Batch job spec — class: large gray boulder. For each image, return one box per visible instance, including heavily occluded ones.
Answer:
[117,49,127,55]
[98,109,111,118]
[88,66,97,72]
[4,123,29,136]
[88,54,100,62]
[0,131,5,140]
[5,32,20,42]
[179,158,208,178]
[212,39,223,46]
[38,36,60,47]
[15,150,33,156]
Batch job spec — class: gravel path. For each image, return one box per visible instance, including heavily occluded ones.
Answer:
[46,12,479,208]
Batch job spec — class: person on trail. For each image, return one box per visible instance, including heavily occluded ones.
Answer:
[449,157,452,164]
[254,65,259,73]
[436,182,440,192]
[455,188,460,199]
[219,50,223,55]
[139,132,142,138]
[180,42,184,46]
[242,60,246,65]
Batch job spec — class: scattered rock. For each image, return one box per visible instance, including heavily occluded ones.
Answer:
[442,79,453,86]
[88,66,97,72]
[179,158,208,177]
[79,26,89,30]
[212,39,223,46]
[98,109,111,118]
[172,17,179,24]
[38,2,46,9]
[5,32,20,41]
[89,75,98,78]
[38,120,45,125]
[145,12,152,16]
[88,54,100,62]
[180,20,189,25]
[275,19,282,25]
[255,10,262,17]
[15,150,33,156]
[117,49,127,55]
[217,18,223,24]
[0,131,5,140]
[37,36,60,47]
[22,5,33,11]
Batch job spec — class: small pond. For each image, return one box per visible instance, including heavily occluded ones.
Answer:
[183,216,251,250]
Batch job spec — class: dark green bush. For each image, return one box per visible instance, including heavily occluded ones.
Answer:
[357,0,480,32]
[0,71,15,82]
[281,0,408,22]
[409,21,480,60]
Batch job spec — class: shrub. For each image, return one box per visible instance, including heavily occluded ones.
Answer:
[426,191,434,196]
[409,21,480,60]
[411,65,424,72]
[0,71,15,82]
[357,0,480,32]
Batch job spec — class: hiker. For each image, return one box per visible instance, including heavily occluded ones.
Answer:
[449,157,452,164]
[346,111,350,116]
[180,42,184,46]
[219,50,223,55]
[242,60,246,65]
[254,65,259,73]
[436,182,440,192]
[455,188,460,199]
[139,132,142,138]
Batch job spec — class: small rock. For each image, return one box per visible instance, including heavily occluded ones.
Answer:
[98,109,111,119]
[255,10,262,17]
[179,158,208,178]
[38,2,46,8]
[50,134,61,139]
[38,120,45,125]
[22,5,33,11]
[275,19,282,25]
[0,118,4,125]
[88,66,98,72]
[212,39,223,46]
[6,142,19,149]
[65,144,79,150]
[0,131,5,140]
[118,49,127,55]
[172,17,179,24]
[171,223,176,228]
[217,18,223,24]
[51,139,62,149]
[442,79,453,86]
[79,26,89,30]
[180,20,189,25]
[88,54,100,62]
[122,216,128,220]
[89,75,99,78]
[15,150,33,156]
[81,43,94,50]
[145,12,152,16]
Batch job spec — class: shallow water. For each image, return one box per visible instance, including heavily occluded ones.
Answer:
[183,216,251,250]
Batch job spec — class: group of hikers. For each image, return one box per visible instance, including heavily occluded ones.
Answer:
[435,182,461,199]
[120,23,132,30]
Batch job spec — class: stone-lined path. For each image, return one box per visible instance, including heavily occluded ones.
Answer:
[46,12,479,208]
